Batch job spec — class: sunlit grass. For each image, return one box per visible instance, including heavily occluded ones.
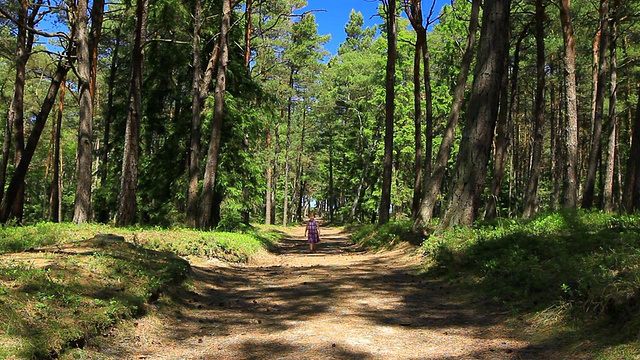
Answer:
[0,223,283,358]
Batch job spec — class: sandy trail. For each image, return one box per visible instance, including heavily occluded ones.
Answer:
[88,226,538,359]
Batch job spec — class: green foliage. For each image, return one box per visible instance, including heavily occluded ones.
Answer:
[350,220,421,250]
[423,210,640,343]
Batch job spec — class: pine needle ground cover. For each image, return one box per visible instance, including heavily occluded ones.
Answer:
[0,223,277,359]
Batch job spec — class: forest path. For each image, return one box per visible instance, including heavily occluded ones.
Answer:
[90,226,539,359]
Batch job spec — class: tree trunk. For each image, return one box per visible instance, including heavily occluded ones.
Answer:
[440,0,511,229]
[328,129,335,222]
[49,76,67,222]
[199,0,231,230]
[523,0,546,219]
[265,127,273,224]
[560,0,580,208]
[349,133,380,223]
[603,0,619,212]
[244,0,253,69]
[484,56,510,220]
[379,0,397,225]
[0,61,70,223]
[0,104,11,205]
[293,107,306,223]
[622,85,640,213]
[283,68,295,226]
[73,0,95,224]
[5,0,38,221]
[422,31,434,216]
[89,0,105,103]
[186,0,204,227]
[100,21,122,186]
[406,0,424,219]
[582,0,609,209]
[415,0,479,230]
[116,0,148,226]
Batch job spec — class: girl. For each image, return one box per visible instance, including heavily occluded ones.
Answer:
[304,211,320,252]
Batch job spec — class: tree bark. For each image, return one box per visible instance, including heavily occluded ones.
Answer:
[265,127,273,224]
[559,0,580,208]
[415,0,479,230]
[186,0,204,227]
[484,55,510,220]
[73,0,95,224]
[603,0,619,212]
[523,0,546,218]
[244,0,254,69]
[622,85,640,213]
[49,75,67,222]
[582,0,609,209]
[199,0,231,230]
[440,0,511,229]
[379,0,397,225]
[283,68,294,226]
[89,0,105,103]
[406,0,424,219]
[116,0,148,226]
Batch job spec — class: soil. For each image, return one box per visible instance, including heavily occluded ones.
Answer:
[84,226,548,360]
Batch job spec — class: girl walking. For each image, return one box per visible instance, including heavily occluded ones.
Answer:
[305,211,320,252]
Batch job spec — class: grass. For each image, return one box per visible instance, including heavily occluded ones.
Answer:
[348,210,640,359]
[421,210,640,359]
[0,223,283,359]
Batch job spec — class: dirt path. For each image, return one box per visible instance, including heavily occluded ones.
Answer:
[88,226,539,359]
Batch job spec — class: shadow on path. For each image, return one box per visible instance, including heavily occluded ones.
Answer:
[91,226,546,359]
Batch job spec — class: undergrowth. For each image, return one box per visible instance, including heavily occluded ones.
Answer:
[421,210,640,359]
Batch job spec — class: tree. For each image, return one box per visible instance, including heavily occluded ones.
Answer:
[622,85,640,213]
[582,0,609,209]
[559,0,580,208]
[416,0,479,229]
[115,0,148,226]
[523,0,546,218]
[199,0,232,230]
[0,60,70,223]
[379,0,398,225]
[1,0,40,222]
[440,0,512,229]
[72,0,95,224]
[602,0,620,212]
[404,0,436,219]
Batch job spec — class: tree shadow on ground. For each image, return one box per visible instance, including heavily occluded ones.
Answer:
[269,229,366,256]
[142,229,553,359]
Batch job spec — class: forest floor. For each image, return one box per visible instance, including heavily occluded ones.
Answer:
[83,226,560,360]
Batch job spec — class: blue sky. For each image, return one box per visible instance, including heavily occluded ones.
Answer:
[304,0,450,55]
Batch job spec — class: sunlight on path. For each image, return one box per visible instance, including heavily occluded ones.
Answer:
[89,226,534,360]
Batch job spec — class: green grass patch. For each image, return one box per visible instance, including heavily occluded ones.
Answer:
[0,222,279,263]
[349,221,423,250]
[0,234,190,359]
[0,223,282,359]
[421,209,640,358]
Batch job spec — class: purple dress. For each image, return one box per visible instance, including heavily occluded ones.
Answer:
[307,219,319,243]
